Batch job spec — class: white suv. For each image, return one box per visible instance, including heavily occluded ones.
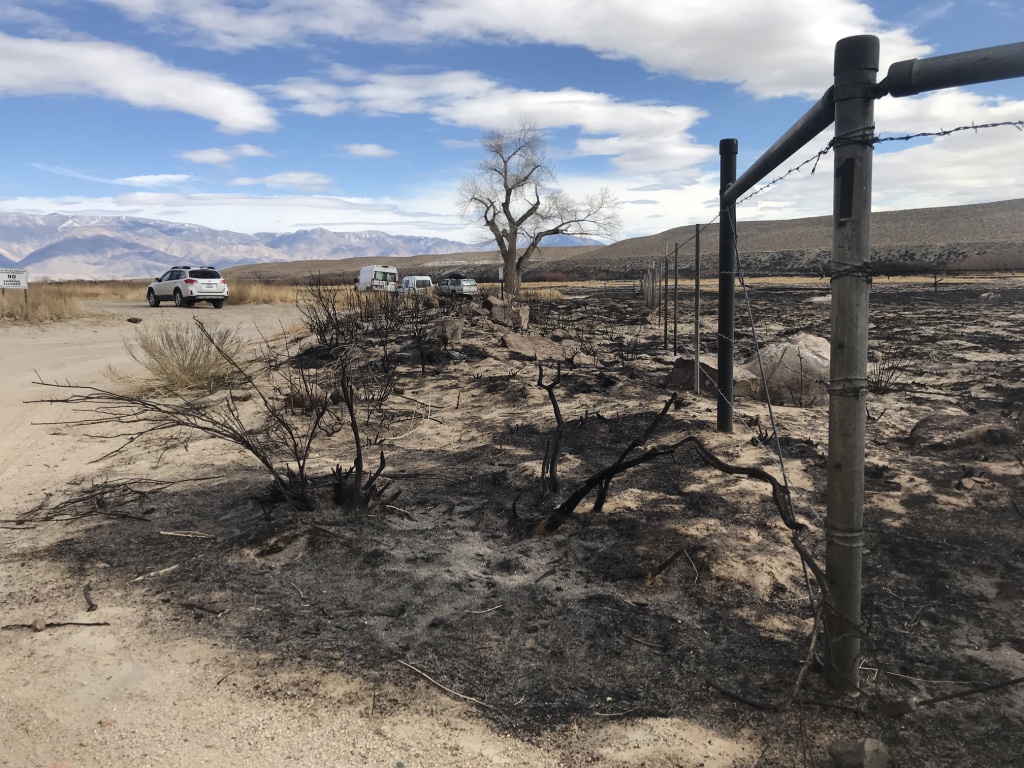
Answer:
[148,266,229,308]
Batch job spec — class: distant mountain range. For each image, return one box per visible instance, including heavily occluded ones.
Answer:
[0,212,604,280]
[5,199,1022,282]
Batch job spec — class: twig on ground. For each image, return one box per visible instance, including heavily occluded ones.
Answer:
[707,681,779,712]
[159,530,215,539]
[466,605,503,614]
[396,659,492,709]
[129,564,179,582]
[624,634,665,650]
[594,705,641,717]
[2,620,110,631]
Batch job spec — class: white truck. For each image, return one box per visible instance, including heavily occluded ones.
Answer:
[354,264,399,292]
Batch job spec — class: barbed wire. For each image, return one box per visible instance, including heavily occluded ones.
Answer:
[733,118,1024,208]
[654,118,1023,258]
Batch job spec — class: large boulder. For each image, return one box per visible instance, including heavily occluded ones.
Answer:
[739,334,830,407]
[501,333,578,361]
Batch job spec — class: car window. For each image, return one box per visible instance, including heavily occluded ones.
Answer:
[416,279,431,289]
[463,279,476,285]
[167,270,183,280]
[189,269,221,279]
[159,271,174,281]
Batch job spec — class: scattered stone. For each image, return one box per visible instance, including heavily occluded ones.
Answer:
[549,327,576,342]
[827,738,889,768]
[662,357,718,394]
[909,408,1018,450]
[427,318,463,347]
[31,617,47,632]
[980,291,1001,304]
[501,333,577,361]
[490,303,529,330]
[482,295,505,310]
[283,384,328,410]
[126,317,143,324]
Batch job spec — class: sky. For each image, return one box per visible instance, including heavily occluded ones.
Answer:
[0,0,1022,244]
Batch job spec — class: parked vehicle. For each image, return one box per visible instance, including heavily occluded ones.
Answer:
[355,265,399,292]
[398,275,433,293]
[147,266,228,308]
[436,277,478,297]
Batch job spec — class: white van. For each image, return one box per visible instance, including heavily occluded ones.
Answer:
[398,275,433,293]
[355,264,399,292]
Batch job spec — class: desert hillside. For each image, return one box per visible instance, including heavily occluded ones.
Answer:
[226,198,1024,283]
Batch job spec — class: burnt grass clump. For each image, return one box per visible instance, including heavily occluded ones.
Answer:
[29,277,1024,765]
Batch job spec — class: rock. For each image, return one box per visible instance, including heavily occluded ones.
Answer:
[482,295,506,310]
[662,357,718,394]
[732,367,762,400]
[909,408,1017,450]
[501,333,578,361]
[31,617,47,632]
[427,318,463,347]
[283,384,327,410]
[827,738,889,768]
[739,334,830,407]
[490,303,529,330]
[550,327,576,342]
[980,291,1001,304]
[126,317,143,324]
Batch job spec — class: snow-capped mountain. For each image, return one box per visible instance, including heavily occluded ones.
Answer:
[0,213,484,280]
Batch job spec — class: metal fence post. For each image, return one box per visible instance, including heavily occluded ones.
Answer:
[694,224,701,396]
[824,34,879,693]
[717,139,738,432]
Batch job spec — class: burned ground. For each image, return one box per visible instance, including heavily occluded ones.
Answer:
[7,278,1024,767]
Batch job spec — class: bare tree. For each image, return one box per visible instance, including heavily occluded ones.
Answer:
[456,123,620,298]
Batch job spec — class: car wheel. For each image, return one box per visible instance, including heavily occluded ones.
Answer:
[147,290,160,307]
[173,289,185,307]
[212,299,224,309]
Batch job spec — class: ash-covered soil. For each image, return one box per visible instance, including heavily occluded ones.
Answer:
[8,277,1024,767]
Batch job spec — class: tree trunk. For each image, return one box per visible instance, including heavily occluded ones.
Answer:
[503,254,522,298]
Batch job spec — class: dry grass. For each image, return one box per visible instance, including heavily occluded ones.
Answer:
[478,282,569,301]
[228,281,297,305]
[124,321,247,393]
[0,284,85,323]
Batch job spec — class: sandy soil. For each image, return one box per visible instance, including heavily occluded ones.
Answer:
[2,281,1023,767]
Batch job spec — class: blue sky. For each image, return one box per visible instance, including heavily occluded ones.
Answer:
[1,0,1022,243]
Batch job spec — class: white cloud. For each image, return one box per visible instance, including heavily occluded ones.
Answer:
[29,164,191,187]
[94,0,929,99]
[230,172,332,190]
[0,32,276,132]
[179,144,273,166]
[344,143,396,158]
[273,69,712,177]
[442,139,480,149]
[114,174,192,187]
[263,77,350,116]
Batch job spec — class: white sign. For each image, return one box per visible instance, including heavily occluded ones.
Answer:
[498,266,504,281]
[2,269,28,289]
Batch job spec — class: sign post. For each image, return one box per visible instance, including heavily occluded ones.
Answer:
[1,268,29,312]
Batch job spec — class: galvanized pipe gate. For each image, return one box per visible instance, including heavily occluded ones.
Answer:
[716,36,1024,691]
